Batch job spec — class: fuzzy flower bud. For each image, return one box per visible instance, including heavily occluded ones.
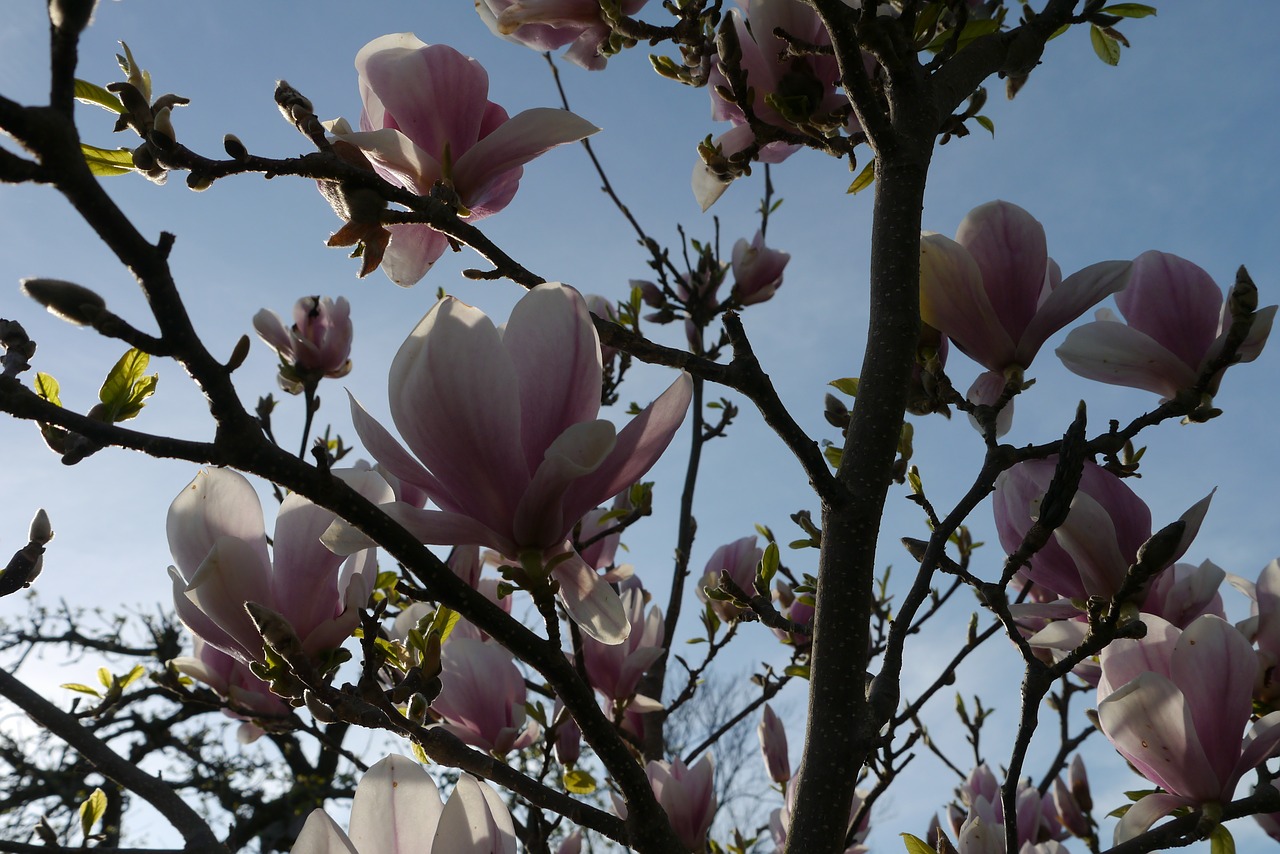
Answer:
[20,278,107,326]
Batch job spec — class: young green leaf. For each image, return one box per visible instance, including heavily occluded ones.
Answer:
[74,80,125,114]
[34,373,62,407]
[99,348,158,422]
[1091,25,1122,65]
[60,683,102,697]
[81,144,135,177]
[563,769,597,794]
[846,158,876,195]
[1101,3,1156,17]
[829,377,860,396]
[975,115,995,137]
[1209,824,1236,854]
[78,787,107,839]
[901,834,936,854]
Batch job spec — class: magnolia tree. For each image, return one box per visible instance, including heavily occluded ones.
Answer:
[1,1,1279,853]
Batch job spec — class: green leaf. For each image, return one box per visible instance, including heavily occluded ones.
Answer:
[783,664,810,680]
[823,445,843,469]
[756,542,780,590]
[901,833,935,854]
[829,377,860,396]
[846,158,876,195]
[1209,824,1235,854]
[97,667,112,688]
[74,79,124,114]
[974,115,995,137]
[925,18,1002,52]
[1090,25,1122,65]
[60,683,101,697]
[118,664,146,690]
[1101,3,1157,18]
[787,538,815,550]
[428,605,461,644]
[410,742,430,765]
[98,348,158,422]
[34,372,62,407]
[563,769,597,794]
[79,787,107,839]
[81,143,135,177]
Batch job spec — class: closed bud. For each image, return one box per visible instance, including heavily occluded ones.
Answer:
[226,334,251,371]
[406,691,429,725]
[28,509,52,545]
[20,278,107,326]
[223,134,249,160]
[1229,266,1259,318]
[49,0,97,33]
[303,689,337,723]
[150,106,176,149]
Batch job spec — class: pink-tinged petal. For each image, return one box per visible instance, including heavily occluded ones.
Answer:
[553,547,630,645]
[433,775,518,854]
[1052,492,1129,599]
[503,284,603,474]
[1234,303,1276,363]
[1169,615,1255,791]
[920,232,1014,370]
[169,566,247,661]
[1097,614,1180,700]
[955,201,1048,347]
[562,373,692,526]
[1017,260,1132,365]
[692,159,732,212]
[1255,559,1280,658]
[1167,490,1213,567]
[1056,321,1196,399]
[1027,619,1089,652]
[357,37,490,166]
[452,107,599,205]
[1112,792,1191,845]
[381,223,452,288]
[1233,711,1280,782]
[434,638,532,753]
[965,370,1012,438]
[1097,670,1218,800]
[1118,251,1223,370]
[349,393,451,508]
[514,420,616,548]
[291,810,359,854]
[252,309,294,358]
[347,756,443,853]
[184,537,275,661]
[391,297,529,534]
[322,503,513,557]
[167,469,269,583]
[333,128,442,195]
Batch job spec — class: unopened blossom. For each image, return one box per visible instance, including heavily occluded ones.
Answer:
[1097,614,1280,842]
[993,457,1210,602]
[337,283,692,644]
[166,468,387,665]
[1050,756,1091,840]
[475,0,649,70]
[575,501,634,583]
[170,636,291,743]
[433,637,538,755]
[730,231,789,306]
[771,580,813,646]
[584,294,621,372]
[1226,558,1280,710]
[551,699,582,768]
[614,756,717,852]
[758,703,790,784]
[556,830,583,854]
[696,535,763,621]
[292,754,516,853]
[330,35,599,286]
[771,773,869,853]
[949,765,1066,854]
[580,585,665,704]
[920,201,1131,374]
[1057,250,1275,399]
[253,296,352,394]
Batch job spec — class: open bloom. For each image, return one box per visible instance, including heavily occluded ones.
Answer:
[331,35,599,286]
[613,756,717,852]
[1226,558,1280,711]
[1097,614,1280,842]
[731,231,789,306]
[339,283,692,644]
[1057,250,1275,399]
[292,754,516,853]
[920,201,1131,374]
[696,535,763,621]
[433,637,538,755]
[170,637,291,743]
[580,584,664,703]
[253,296,352,393]
[993,458,1210,602]
[475,0,649,70]
[166,468,387,665]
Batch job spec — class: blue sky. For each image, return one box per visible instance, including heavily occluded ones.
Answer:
[2,1,1279,850]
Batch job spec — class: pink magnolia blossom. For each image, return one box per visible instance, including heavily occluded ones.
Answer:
[948,765,1066,854]
[993,457,1210,602]
[331,35,599,286]
[1057,250,1275,399]
[1097,614,1280,843]
[253,296,352,394]
[614,756,717,852]
[696,535,763,622]
[432,637,538,755]
[166,468,387,665]
[580,585,665,703]
[475,0,649,70]
[292,754,516,853]
[757,703,790,784]
[336,284,691,645]
[919,201,1131,374]
[1226,558,1280,710]
[771,580,813,646]
[731,231,790,306]
[771,773,869,853]
[170,636,291,744]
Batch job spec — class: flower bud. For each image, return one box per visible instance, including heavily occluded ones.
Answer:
[28,509,52,545]
[20,278,107,326]
[757,703,791,783]
[731,231,789,306]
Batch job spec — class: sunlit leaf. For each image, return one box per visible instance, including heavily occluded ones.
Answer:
[563,769,597,794]
[846,159,876,195]
[1101,3,1156,17]
[901,834,935,854]
[60,683,101,697]
[34,373,62,407]
[1090,25,1121,65]
[81,143,134,177]
[74,79,124,114]
[79,787,107,839]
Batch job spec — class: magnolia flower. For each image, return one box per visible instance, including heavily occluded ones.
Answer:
[330,35,598,286]
[433,637,538,755]
[337,283,692,644]
[1057,250,1275,399]
[1226,558,1280,710]
[614,756,717,852]
[993,458,1210,602]
[253,296,353,394]
[170,636,291,743]
[580,585,665,703]
[758,703,790,784]
[475,0,649,70]
[292,754,516,853]
[696,535,763,621]
[948,765,1066,854]
[771,773,869,853]
[920,201,1131,374]
[731,231,789,306]
[166,468,387,665]
[1097,614,1280,842]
